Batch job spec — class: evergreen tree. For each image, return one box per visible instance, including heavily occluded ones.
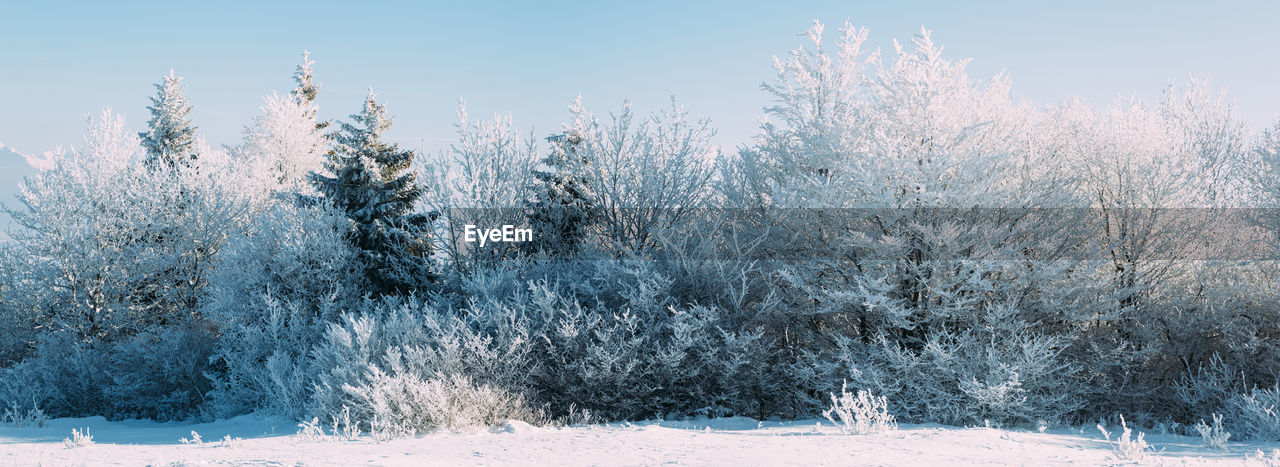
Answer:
[524,130,596,255]
[311,90,435,296]
[290,50,329,132]
[135,71,211,316]
[139,70,197,169]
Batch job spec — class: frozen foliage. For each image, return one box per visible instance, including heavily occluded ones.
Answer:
[218,434,242,448]
[2,400,47,428]
[329,405,361,441]
[308,298,543,434]
[567,97,716,254]
[229,52,328,204]
[233,93,328,202]
[729,20,1089,425]
[291,50,323,114]
[822,382,896,435]
[1253,449,1280,466]
[301,267,769,431]
[295,417,326,442]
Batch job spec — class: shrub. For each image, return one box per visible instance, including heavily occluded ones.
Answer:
[2,400,47,428]
[1226,385,1280,441]
[803,305,1084,426]
[822,382,896,435]
[309,298,540,435]
[203,200,362,419]
[1193,413,1230,450]
[1112,415,1152,461]
[62,428,93,449]
[0,332,110,419]
[103,319,217,421]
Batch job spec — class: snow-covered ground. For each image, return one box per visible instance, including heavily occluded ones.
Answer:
[2,416,1278,466]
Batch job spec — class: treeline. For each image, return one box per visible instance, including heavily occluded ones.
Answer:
[2,23,1280,440]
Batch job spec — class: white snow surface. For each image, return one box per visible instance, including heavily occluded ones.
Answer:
[1,415,1277,465]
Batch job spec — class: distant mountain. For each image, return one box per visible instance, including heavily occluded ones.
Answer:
[0,141,50,242]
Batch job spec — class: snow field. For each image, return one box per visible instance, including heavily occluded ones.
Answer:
[1,415,1277,466]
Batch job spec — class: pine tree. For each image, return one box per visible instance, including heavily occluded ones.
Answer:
[291,50,329,132]
[139,70,197,169]
[524,130,596,255]
[311,90,434,296]
[135,71,210,315]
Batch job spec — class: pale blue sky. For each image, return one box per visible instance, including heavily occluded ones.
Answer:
[1,0,1278,158]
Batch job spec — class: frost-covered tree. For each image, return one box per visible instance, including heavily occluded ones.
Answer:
[312,90,435,296]
[233,93,328,203]
[1253,118,1280,238]
[424,100,536,274]
[734,20,875,207]
[139,70,198,169]
[727,21,1090,423]
[1052,81,1263,419]
[228,52,329,207]
[523,130,595,256]
[6,111,234,339]
[567,97,717,254]
[1,110,244,419]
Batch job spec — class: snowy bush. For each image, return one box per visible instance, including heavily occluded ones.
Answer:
[309,298,541,434]
[1,100,244,420]
[800,301,1084,426]
[822,382,896,435]
[352,371,542,435]
[217,435,243,448]
[1251,449,1280,466]
[203,200,362,419]
[5,110,243,345]
[2,399,47,428]
[0,333,109,418]
[102,318,218,420]
[528,264,765,420]
[62,428,93,449]
[179,431,203,445]
[295,417,327,442]
[330,405,362,440]
[1111,415,1151,461]
[1193,413,1230,450]
[1174,354,1242,422]
[0,323,216,421]
[1225,385,1280,441]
